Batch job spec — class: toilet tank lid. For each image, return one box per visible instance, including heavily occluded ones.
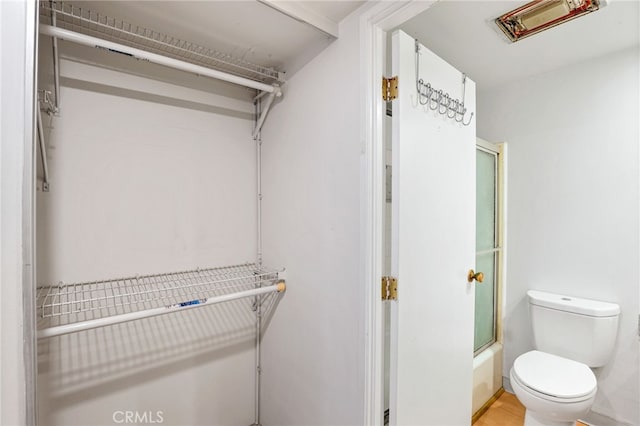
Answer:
[528,290,620,317]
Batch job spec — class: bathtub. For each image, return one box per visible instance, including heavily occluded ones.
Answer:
[472,342,503,415]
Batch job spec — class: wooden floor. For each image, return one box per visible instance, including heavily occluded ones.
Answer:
[473,391,589,426]
[473,392,525,426]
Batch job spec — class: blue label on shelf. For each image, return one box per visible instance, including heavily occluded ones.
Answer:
[179,299,205,307]
[166,298,208,309]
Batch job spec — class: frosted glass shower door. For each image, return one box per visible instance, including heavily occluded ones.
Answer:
[475,146,498,353]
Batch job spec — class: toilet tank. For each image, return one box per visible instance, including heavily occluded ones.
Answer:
[528,290,620,367]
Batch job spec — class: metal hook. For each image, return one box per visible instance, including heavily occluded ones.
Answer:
[447,99,459,119]
[458,72,474,125]
[461,73,467,103]
[430,89,442,110]
[415,46,474,125]
[455,104,465,122]
[38,90,58,115]
[439,94,451,114]
[418,81,431,106]
[461,111,474,126]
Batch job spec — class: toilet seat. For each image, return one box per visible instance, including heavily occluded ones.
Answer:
[512,351,597,402]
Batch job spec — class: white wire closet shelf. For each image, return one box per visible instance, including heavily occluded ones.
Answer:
[39,1,285,86]
[37,263,285,339]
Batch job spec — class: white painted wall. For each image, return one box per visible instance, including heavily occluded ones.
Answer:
[259,10,365,426]
[478,47,640,425]
[36,43,261,426]
[1,1,36,425]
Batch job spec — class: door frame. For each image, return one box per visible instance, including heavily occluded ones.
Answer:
[359,2,438,424]
[471,138,508,417]
[474,138,508,355]
[474,138,500,356]
[0,0,38,424]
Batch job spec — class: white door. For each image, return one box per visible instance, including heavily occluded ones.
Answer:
[389,30,477,426]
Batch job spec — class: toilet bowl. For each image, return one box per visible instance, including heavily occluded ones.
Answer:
[511,291,620,426]
[510,350,597,426]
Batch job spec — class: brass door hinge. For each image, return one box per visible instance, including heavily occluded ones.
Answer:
[381,276,398,301]
[382,76,398,101]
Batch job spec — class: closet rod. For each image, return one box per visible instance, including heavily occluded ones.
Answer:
[38,281,286,339]
[40,24,278,94]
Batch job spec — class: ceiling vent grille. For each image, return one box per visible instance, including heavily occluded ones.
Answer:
[495,0,605,42]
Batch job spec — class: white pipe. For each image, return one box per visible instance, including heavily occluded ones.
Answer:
[255,299,262,426]
[253,291,262,426]
[39,25,276,94]
[37,281,286,339]
[256,100,263,266]
[254,99,263,426]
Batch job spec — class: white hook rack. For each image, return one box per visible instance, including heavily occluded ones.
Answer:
[415,40,474,126]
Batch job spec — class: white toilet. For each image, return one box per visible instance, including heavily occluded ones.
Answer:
[510,290,620,426]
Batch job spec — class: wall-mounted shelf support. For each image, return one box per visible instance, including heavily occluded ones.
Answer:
[253,89,281,139]
[35,93,53,192]
[37,263,286,339]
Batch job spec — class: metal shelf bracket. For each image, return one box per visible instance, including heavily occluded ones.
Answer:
[36,91,54,192]
[253,86,282,140]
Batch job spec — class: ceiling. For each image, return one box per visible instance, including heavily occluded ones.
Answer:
[55,1,636,90]
[69,1,364,80]
[303,1,366,23]
[399,0,640,89]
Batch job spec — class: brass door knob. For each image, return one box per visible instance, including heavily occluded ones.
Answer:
[468,269,484,283]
